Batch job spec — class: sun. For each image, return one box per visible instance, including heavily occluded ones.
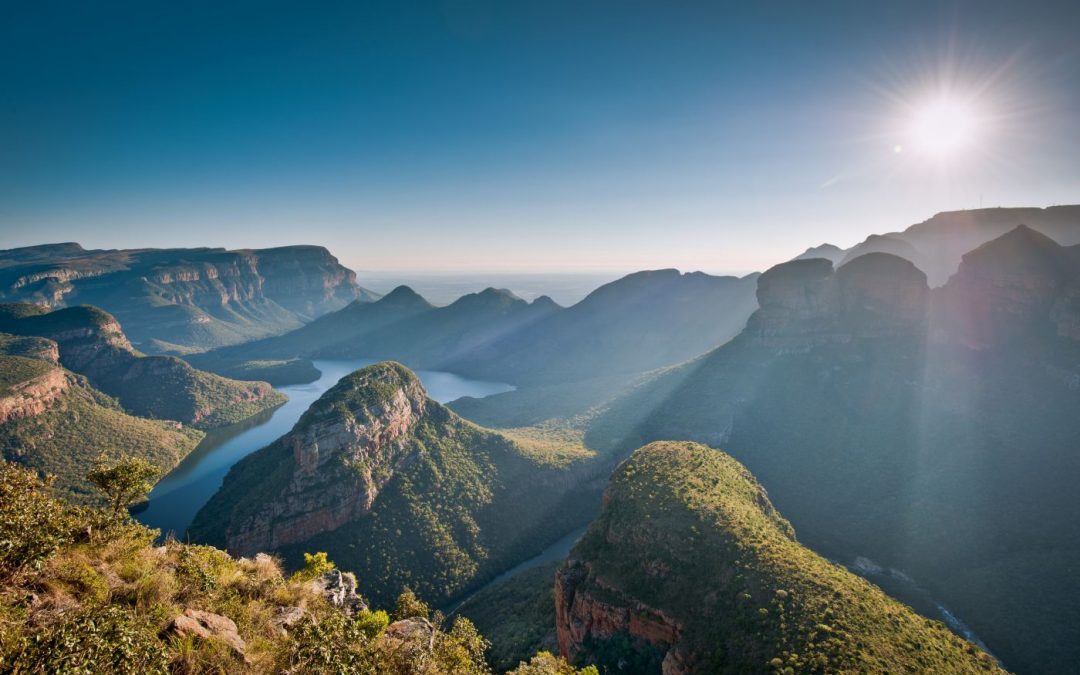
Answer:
[907,99,980,158]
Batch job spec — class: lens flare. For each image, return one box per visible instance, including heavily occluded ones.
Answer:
[908,99,980,157]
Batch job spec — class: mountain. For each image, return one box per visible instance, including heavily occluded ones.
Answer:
[586,229,1080,673]
[189,361,597,608]
[0,342,203,503]
[193,269,760,392]
[446,270,761,385]
[800,205,1080,285]
[792,243,844,263]
[0,243,378,353]
[0,460,593,674]
[556,441,1004,674]
[0,304,285,429]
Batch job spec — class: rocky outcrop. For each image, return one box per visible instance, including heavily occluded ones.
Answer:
[0,303,283,428]
[933,225,1080,348]
[746,253,928,351]
[0,366,69,425]
[555,442,1006,674]
[313,569,368,616]
[555,559,685,672]
[164,608,247,660]
[225,363,428,555]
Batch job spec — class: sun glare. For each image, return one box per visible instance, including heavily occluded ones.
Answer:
[907,99,980,158]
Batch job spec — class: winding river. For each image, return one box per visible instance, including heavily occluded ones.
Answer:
[134,359,513,539]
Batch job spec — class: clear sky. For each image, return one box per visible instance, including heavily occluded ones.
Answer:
[2,1,1078,274]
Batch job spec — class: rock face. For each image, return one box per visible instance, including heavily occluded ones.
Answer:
[0,243,377,352]
[746,253,928,351]
[934,225,1080,348]
[555,442,1005,674]
[313,569,368,616]
[223,362,427,555]
[0,303,283,429]
[555,560,685,673]
[0,364,69,425]
[191,359,593,609]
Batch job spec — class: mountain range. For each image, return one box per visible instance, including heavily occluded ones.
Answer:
[3,205,1080,673]
[582,224,1080,673]
[0,243,377,353]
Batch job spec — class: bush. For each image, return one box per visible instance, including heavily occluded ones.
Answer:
[6,604,168,674]
[0,463,79,577]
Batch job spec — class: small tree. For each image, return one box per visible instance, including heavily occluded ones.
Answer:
[292,551,336,581]
[87,456,159,519]
[392,587,431,621]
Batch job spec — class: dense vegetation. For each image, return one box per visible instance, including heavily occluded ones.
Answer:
[0,460,594,674]
[456,562,561,672]
[0,361,203,504]
[565,442,1003,673]
[190,362,599,611]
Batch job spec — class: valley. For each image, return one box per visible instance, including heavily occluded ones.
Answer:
[2,206,1079,673]
[134,359,514,539]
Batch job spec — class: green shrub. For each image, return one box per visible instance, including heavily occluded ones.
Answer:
[0,463,79,577]
[6,604,168,674]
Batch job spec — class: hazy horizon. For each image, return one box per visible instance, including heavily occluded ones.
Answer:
[4,2,1079,273]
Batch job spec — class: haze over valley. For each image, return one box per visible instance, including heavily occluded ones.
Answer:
[3,2,1080,674]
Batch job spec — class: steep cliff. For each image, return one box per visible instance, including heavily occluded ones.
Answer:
[556,442,1004,674]
[0,244,377,352]
[799,205,1080,285]
[0,304,285,429]
[586,229,1080,674]
[190,361,595,608]
[0,355,203,504]
[746,253,928,351]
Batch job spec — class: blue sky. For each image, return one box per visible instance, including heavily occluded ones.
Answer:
[2,1,1078,274]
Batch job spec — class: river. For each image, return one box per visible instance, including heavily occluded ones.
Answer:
[134,359,513,539]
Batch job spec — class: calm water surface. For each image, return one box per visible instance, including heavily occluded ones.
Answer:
[135,359,513,538]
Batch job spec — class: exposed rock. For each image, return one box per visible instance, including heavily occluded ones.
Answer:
[270,606,306,634]
[313,569,368,616]
[746,253,928,351]
[934,225,1080,348]
[0,304,282,428]
[165,608,247,660]
[225,363,427,555]
[555,559,681,666]
[0,367,69,425]
[380,618,436,657]
[0,243,377,352]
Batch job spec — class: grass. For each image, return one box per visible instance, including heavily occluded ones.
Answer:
[0,460,588,674]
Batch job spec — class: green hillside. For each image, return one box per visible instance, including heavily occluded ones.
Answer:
[583,233,1080,673]
[0,356,203,504]
[0,303,286,429]
[189,362,598,609]
[0,460,593,674]
[560,441,1003,673]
